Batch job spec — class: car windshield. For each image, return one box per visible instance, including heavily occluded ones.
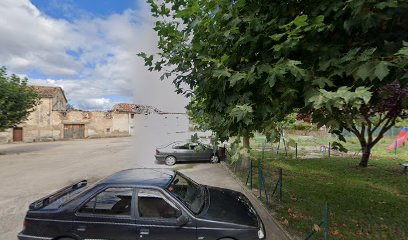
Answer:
[166,173,205,214]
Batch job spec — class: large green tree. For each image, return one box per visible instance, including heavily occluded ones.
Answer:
[299,1,408,167]
[140,0,408,167]
[0,67,39,131]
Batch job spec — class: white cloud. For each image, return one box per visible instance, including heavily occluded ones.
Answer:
[0,0,81,75]
[0,0,188,112]
[75,98,112,111]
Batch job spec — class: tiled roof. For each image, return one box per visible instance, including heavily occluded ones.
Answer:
[112,103,163,114]
[31,86,67,102]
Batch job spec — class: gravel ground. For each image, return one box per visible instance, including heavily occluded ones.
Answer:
[0,116,290,240]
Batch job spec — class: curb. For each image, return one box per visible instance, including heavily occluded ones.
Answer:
[221,162,295,240]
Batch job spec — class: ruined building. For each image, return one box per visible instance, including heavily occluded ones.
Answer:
[0,86,185,143]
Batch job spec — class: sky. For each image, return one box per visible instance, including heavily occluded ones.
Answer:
[0,0,188,112]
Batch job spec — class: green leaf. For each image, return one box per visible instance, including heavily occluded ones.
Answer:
[267,73,277,87]
[212,69,231,78]
[375,1,398,9]
[374,61,390,81]
[396,41,408,56]
[230,104,253,123]
[220,54,230,63]
[355,62,373,81]
[293,15,308,27]
[312,77,333,88]
[270,33,285,41]
[229,73,246,87]
[355,87,372,104]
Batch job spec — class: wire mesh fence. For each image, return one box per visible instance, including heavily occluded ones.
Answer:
[225,144,284,206]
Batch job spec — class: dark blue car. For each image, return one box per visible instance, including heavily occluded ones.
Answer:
[18,168,265,240]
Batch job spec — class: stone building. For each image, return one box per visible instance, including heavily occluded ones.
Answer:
[0,86,188,144]
[0,86,131,143]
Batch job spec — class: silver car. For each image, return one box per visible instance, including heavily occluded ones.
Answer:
[155,141,220,166]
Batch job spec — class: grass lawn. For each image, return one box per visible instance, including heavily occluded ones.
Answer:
[242,152,408,239]
[252,133,408,161]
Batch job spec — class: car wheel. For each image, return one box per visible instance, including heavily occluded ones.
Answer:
[210,154,219,163]
[165,156,177,166]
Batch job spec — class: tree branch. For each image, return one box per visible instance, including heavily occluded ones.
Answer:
[372,116,397,146]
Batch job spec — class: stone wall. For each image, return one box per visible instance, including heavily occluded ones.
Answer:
[0,110,131,143]
[0,102,188,144]
[0,130,12,144]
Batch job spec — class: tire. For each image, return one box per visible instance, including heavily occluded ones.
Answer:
[165,156,177,166]
[210,154,220,163]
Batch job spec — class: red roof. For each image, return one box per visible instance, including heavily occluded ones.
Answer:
[31,86,67,102]
[112,103,163,114]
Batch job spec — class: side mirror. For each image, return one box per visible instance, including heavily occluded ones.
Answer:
[176,215,189,226]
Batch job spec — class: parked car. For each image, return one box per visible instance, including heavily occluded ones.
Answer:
[18,168,265,240]
[155,141,220,165]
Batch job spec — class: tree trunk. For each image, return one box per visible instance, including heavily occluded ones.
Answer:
[359,144,371,167]
[243,136,250,149]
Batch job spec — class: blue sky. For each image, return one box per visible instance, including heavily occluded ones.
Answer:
[31,0,141,21]
[0,0,187,112]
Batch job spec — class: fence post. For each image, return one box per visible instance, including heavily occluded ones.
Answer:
[258,159,262,199]
[257,160,269,204]
[245,159,253,190]
[303,202,330,240]
[282,135,288,157]
[279,168,283,202]
[395,140,398,156]
[249,159,253,190]
[295,143,298,159]
[262,141,266,161]
[324,202,330,240]
[328,142,331,159]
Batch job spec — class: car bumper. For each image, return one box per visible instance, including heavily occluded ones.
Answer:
[18,233,52,240]
[155,155,166,162]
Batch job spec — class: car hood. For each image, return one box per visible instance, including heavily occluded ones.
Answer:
[201,186,259,227]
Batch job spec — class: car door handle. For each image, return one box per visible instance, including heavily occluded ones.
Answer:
[140,229,150,235]
[76,225,86,232]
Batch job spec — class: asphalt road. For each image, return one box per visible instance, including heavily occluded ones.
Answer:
[0,115,192,239]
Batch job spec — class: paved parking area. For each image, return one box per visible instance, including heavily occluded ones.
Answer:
[0,118,290,240]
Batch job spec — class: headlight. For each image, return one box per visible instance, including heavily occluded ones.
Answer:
[258,228,265,239]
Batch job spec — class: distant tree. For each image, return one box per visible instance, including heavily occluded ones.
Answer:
[0,67,39,131]
[140,0,408,167]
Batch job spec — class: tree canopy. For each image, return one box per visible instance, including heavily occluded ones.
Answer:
[0,67,39,131]
[140,0,408,167]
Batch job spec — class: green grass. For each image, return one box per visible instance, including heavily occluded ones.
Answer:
[240,153,408,239]
[251,133,408,162]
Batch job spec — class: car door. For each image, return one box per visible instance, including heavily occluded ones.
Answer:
[172,143,192,161]
[188,143,202,161]
[73,187,138,240]
[135,188,196,240]
[197,143,214,161]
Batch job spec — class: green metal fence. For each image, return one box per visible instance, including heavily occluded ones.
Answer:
[304,202,330,240]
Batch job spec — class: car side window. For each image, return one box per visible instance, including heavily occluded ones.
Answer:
[138,189,181,219]
[79,188,133,216]
[173,144,189,150]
